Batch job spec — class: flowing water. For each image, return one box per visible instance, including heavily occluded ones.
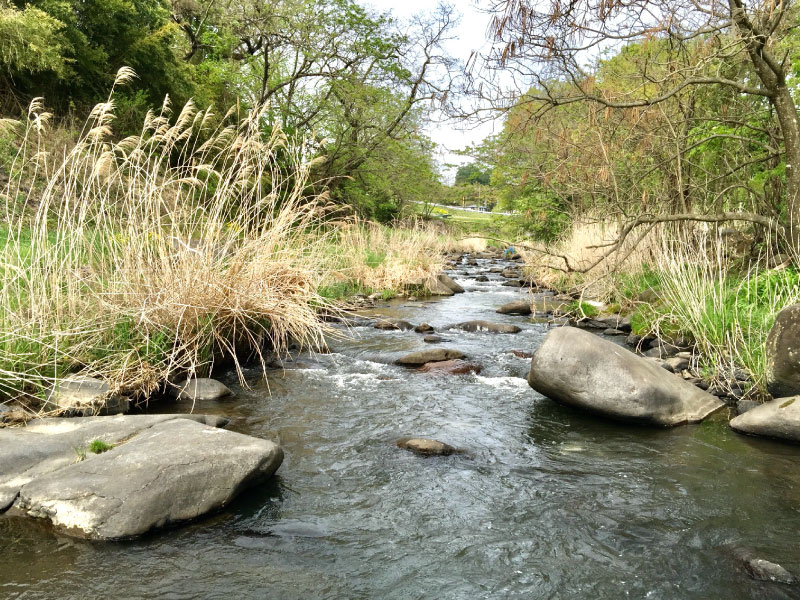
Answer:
[2,258,800,599]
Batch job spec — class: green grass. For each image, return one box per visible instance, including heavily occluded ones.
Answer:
[88,439,113,454]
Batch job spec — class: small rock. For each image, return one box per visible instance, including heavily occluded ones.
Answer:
[626,333,642,347]
[664,357,690,372]
[511,350,533,359]
[602,328,627,336]
[414,323,435,333]
[374,319,415,331]
[397,438,457,456]
[451,320,521,334]
[502,280,522,287]
[501,269,520,278]
[497,301,532,316]
[419,359,482,375]
[474,275,489,282]
[170,378,233,402]
[423,335,444,343]
[396,349,466,366]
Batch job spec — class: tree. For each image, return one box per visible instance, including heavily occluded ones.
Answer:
[484,0,800,249]
[455,163,491,186]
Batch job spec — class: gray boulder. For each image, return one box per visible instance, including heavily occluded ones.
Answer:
[497,300,532,315]
[0,414,228,512]
[14,418,282,539]
[169,378,233,402]
[527,327,724,426]
[423,335,444,343]
[395,349,466,366]
[414,323,435,333]
[426,278,455,296]
[452,320,522,334]
[729,396,800,442]
[46,376,129,416]
[765,304,800,398]
[437,273,465,294]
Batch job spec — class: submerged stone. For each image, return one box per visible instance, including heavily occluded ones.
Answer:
[397,438,457,456]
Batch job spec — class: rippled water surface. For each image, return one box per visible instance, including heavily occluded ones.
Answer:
[3,258,800,599]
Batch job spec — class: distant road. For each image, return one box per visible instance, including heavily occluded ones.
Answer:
[414,201,513,217]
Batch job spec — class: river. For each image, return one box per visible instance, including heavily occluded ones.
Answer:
[2,256,800,599]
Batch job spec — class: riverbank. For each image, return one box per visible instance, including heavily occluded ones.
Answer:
[515,221,800,402]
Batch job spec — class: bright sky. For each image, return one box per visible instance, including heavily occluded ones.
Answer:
[362,0,502,181]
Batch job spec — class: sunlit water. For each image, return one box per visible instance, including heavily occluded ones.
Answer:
[3,258,800,599]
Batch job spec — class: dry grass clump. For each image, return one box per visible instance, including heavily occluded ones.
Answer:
[519,218,661,300]
[444,236,489,253]
[0,68,331,408]
[323,220,446,294]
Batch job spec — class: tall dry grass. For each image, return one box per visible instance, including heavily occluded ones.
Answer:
[0,68,332,407]
[322,220,446,294]
[519,219,661,300]
[650,232,800,396]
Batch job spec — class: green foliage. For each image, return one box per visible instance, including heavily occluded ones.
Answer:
[88,439,113,454]
[568,301,599,319]
[454,163,491,186]
[0,5,69,77]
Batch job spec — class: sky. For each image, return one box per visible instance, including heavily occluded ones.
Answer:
[362,0,502,181]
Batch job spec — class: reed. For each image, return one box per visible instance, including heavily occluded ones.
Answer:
[0,69,332,408]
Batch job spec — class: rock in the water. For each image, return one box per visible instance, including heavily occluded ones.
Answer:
[423,335,444,343]
[397,438,456,456]
[729,396,800,442]
[527,326,724,426]
[497,300,532,315]
[511,350,533,359]
[426,278,456,296]
[727,546,798,584]
[414,323,435,333]
[0,414,229,513]
[765,304,800,398]
[169,378,233,402]
[396,349,466,366]
[46,376,129,416]
[437,273,465,294]
[502,280,522,287]
[501,268,519,278]
[452,320,522,334]
[374,319,415,331]
[419,359,481,375]
[14,418,282,539]
[474,275,489,282]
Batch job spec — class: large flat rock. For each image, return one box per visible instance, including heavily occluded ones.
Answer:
[527,326,724,426]
[730,396,800,442]
[0,414,228,512]
[14,418,282,539]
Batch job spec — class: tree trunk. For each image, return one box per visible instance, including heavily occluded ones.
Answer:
[773,85,800,250]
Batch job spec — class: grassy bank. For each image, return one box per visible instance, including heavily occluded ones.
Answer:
[520,220,799,399]
[0,79,457,413]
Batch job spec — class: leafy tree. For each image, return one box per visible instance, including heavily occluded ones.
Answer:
[454,163,491,186]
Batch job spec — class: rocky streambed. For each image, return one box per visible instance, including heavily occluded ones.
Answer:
[2,253,800,599]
